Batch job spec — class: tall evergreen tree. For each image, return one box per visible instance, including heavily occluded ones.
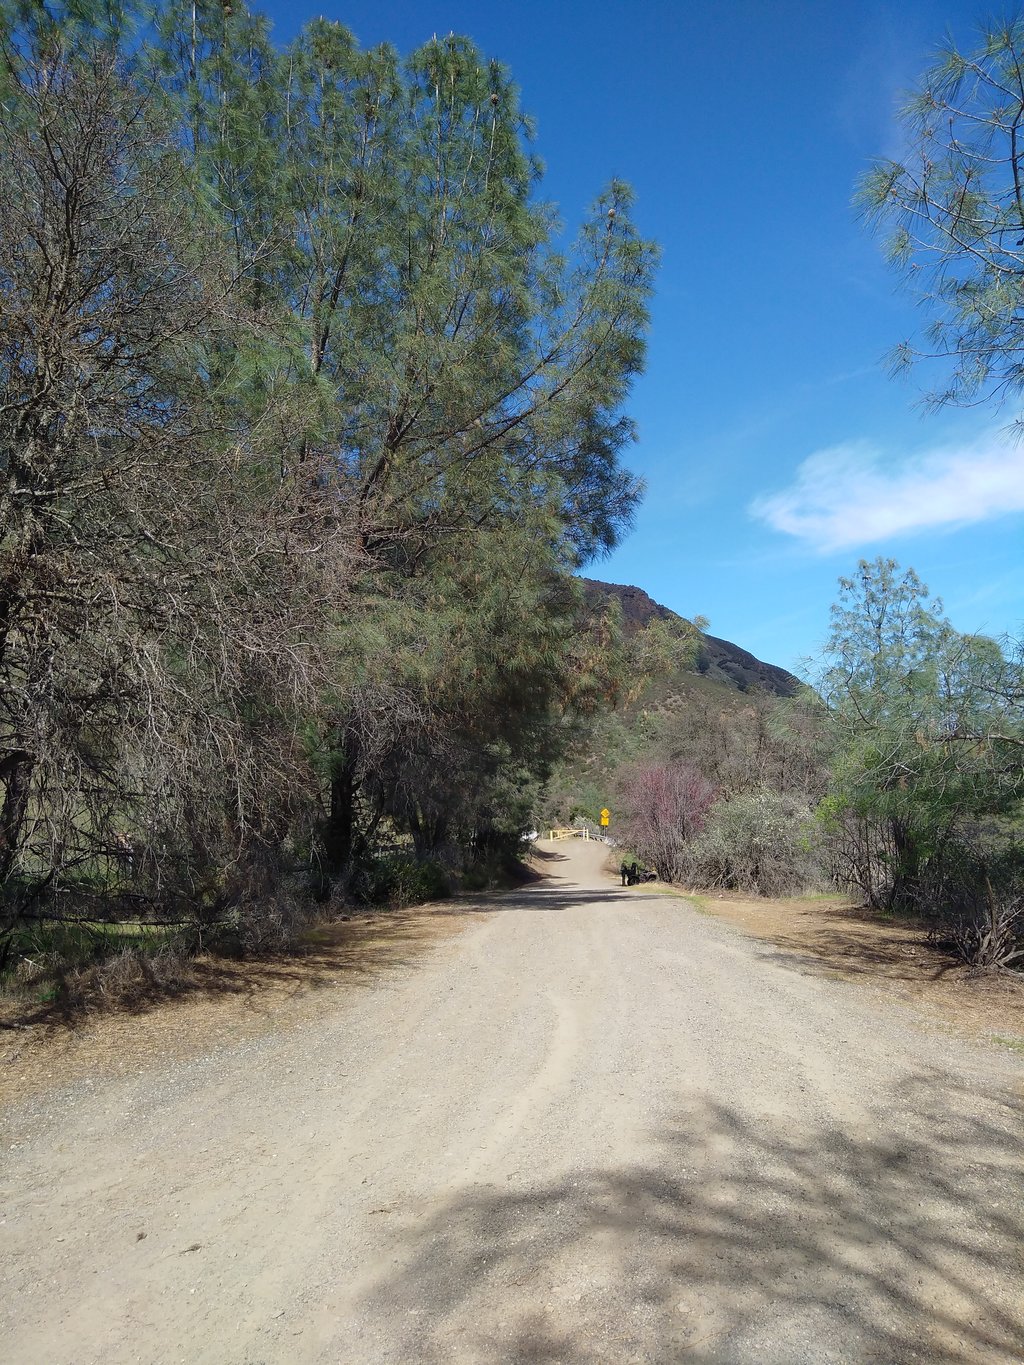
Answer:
[0,0,658,924]
[861,18,1024,416]
[821,559,1024,917]
[147,8,658,872]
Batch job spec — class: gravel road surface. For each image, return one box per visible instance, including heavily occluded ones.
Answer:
[2,840,1022,1363]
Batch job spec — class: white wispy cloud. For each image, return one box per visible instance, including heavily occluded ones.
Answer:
[749,434,1024,553]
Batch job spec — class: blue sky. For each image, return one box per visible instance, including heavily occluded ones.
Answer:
[262,0,1024,674]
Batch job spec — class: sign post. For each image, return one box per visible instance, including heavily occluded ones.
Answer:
[599,807,610,828]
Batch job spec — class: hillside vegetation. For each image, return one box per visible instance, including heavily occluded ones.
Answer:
[545,578,811,838]
[583,580,800,698]
[551,567,1024,974]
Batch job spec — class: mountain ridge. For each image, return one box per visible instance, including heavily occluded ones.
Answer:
[581,578,801,699]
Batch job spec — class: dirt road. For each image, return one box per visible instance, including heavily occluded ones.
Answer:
[3,841,1023,1363]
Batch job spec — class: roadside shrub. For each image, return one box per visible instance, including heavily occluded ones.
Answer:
[352,855,450,908]
[3,930,195,1014]
[950,892,1024,971]
[918,834,1024,970]
[210,876,319,955]
[54,944,197,1012]
[460,847,532,892]
[618,760,716,882]
[684,789,822,896]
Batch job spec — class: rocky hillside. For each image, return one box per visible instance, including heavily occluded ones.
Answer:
[581,578,800,698]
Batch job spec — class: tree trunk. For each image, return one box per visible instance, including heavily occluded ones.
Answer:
[325,756,358,873]
[410,813,446,861]
[888,818,920,913]
[0,750,33,896]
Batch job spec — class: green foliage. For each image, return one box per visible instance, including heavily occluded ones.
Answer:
[458,836,531,892]
[146,5,656,559]
[860,18,1024,412]
[821,558,1024,928]
[2,918,176,980]
[0,0,656,964]
[146,3,659,882]
[321,528,644,872]
[351,853,450,908]
[541,609,707,828]
[542,701,653,827]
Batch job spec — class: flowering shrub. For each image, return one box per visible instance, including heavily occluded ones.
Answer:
[618,761,716,882]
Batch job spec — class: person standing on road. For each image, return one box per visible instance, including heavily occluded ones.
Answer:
[620,860,629,886]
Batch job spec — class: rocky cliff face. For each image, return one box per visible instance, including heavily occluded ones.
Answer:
[580,579,800,698]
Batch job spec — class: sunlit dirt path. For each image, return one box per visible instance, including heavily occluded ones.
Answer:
[3,839,1023,1363]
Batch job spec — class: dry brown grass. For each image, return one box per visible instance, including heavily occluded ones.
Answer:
[0,903,472,1108]
[692,891,1024,1046]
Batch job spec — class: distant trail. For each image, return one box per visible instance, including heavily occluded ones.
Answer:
[3,841,1023,1363]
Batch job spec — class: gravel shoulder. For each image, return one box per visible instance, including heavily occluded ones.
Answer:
[2,840,1023,1364]
[690,889,1024,1048]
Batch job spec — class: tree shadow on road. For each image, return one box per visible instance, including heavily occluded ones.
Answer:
[353,1070,1024,1363]
[452,886,674,914]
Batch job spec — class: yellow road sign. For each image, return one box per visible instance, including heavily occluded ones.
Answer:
[600,807,610,826]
